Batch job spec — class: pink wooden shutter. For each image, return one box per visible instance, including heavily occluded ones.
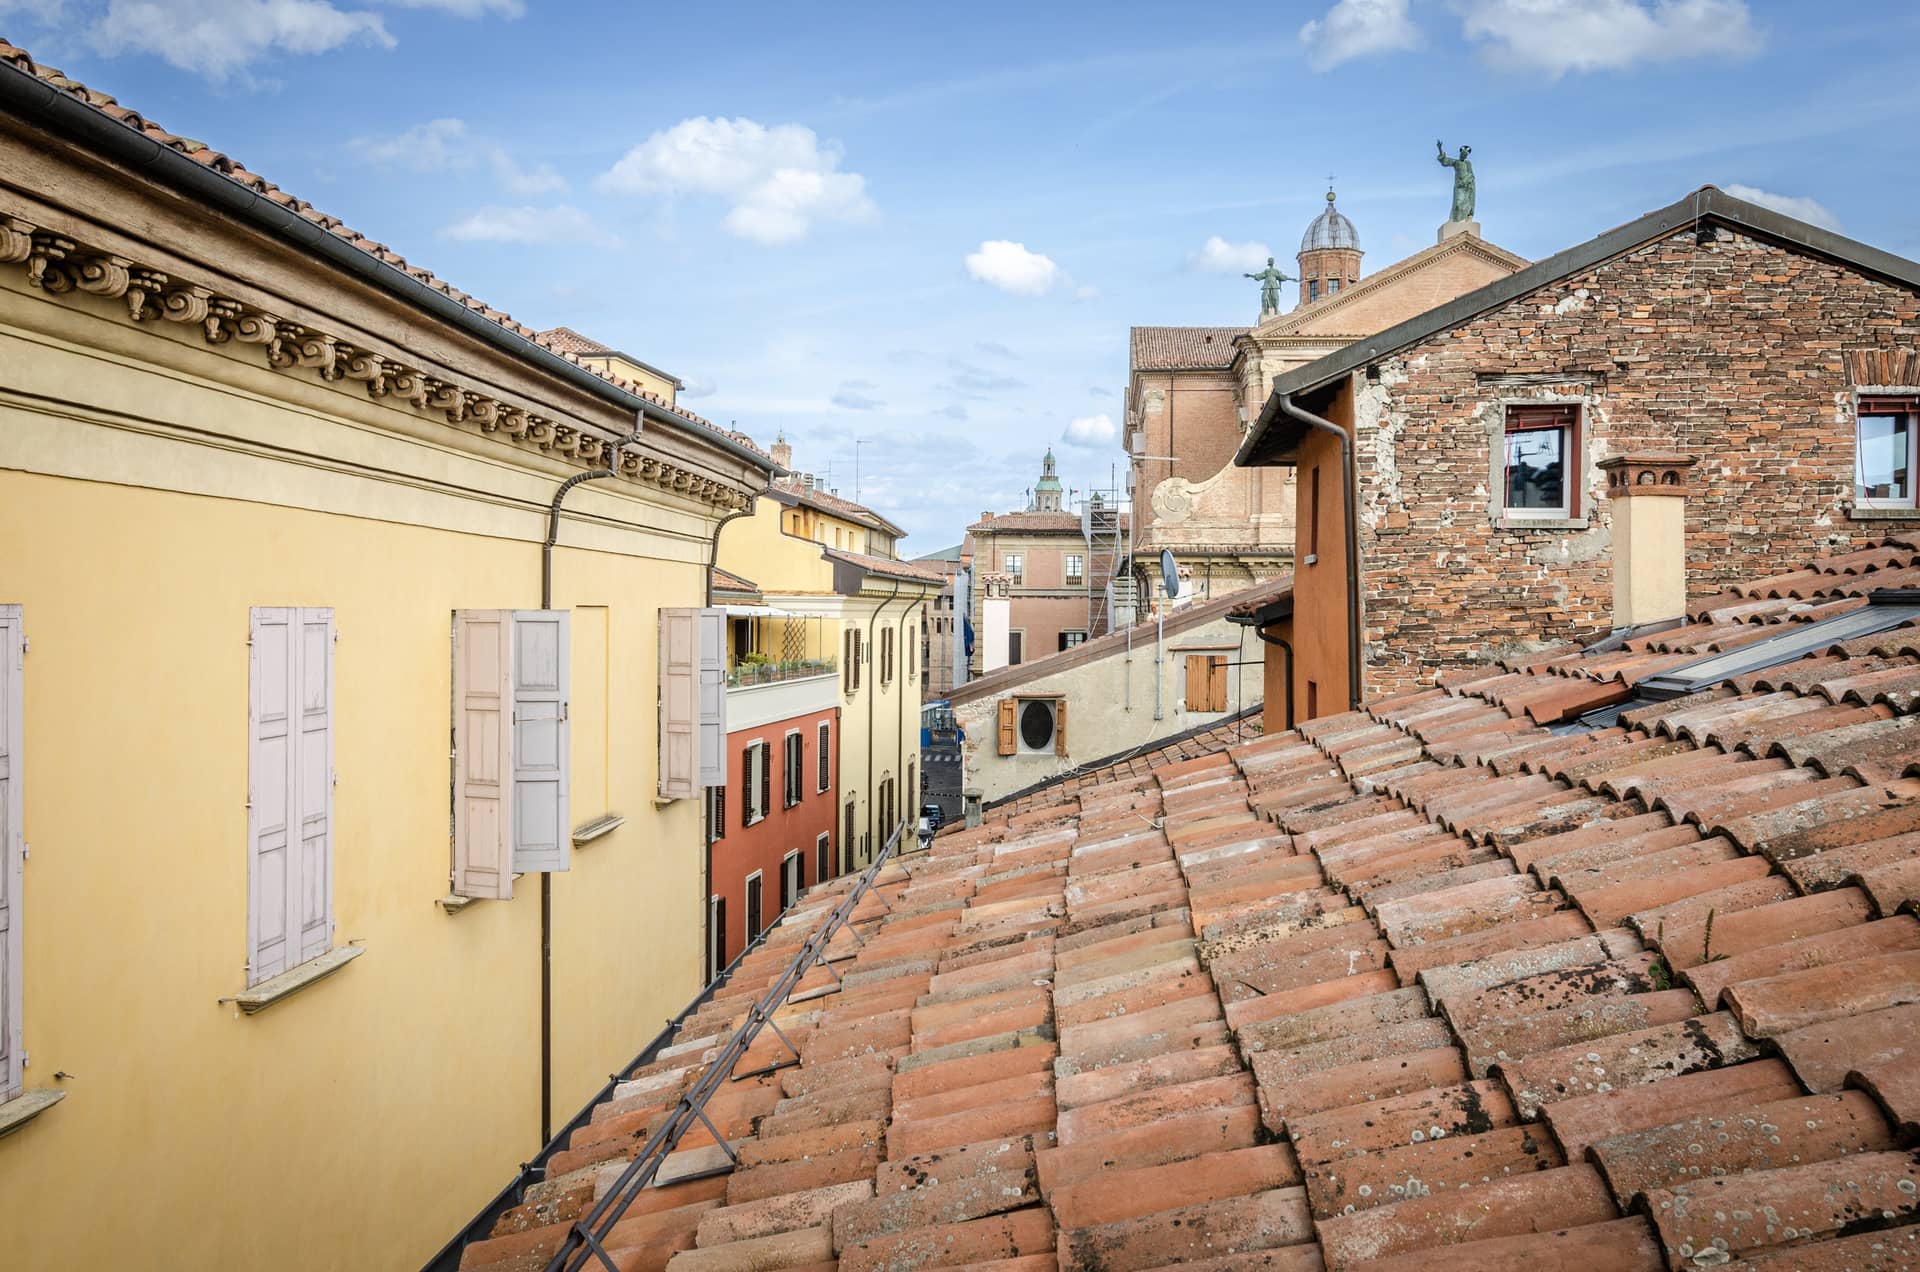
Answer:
[0,606,22,1098]
[248,608,297,984]
[658,609,697,800]
[512,610,570,874]
[697,608,727,788]
[452,610,514,899]
[294,608,335,963]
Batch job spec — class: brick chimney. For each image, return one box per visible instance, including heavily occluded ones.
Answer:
[1598,452,1697,629]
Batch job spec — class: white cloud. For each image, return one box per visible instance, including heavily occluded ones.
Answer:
[1189,235,1274,273]
[439,205,617,248]
[352,118,565,196]
[487,148,566,196]
[680,377,716,400]
[597,117,874,245]
[1074,284,1101,301]
[1062,413,1116,449]
[1454,0,1762,75]
[964,240,1063,297]
[88,0,394,78]
[1722,184,1841,232]
[384,0,522,13]
[831,381,884,411]
[1300,0,1421,70]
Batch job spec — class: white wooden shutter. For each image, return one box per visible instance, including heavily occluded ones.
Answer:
[697,608,727,788]
[248,607,333,985]
[294,608,335,963]
[249,608,295,983]
[0,606,22,1098]
[658,608,697,800]
[452,610,514,900]
[512,610,571,874]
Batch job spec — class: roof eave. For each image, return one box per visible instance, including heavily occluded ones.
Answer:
[0,60,772,475]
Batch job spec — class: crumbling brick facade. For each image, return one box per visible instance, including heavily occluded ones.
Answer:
[1350,225,1920,695]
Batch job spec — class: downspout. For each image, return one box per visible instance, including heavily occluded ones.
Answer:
[1254,625,1295,730]
[702,498,759,989]
[1275,394,1363,712]
[538,421,642,1147]
[897,594,927,848]
[864,579,902,859]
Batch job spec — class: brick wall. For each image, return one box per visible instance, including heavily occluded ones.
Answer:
[1353,225,1920,696]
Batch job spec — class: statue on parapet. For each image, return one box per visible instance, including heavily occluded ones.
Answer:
[1244,256,1293,319]
[1437,141,1475,222]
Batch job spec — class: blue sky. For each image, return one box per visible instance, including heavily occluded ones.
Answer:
[6,0,1918,551]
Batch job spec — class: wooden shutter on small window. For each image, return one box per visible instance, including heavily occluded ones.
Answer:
[1208,656,1230,713]
[843,630,854,693]
[249,606,334,984]
[741,743,756,823]
[453,610,514,900]
[697,608,727,788]
[817,721,831,792]
[0,606,23,1098]
[1185,655,1207,709]
[997,698,1017,755]
[759,742,772,823]
[1054,698,1069,756]
[512,610,571,875]
[658,608,698,800]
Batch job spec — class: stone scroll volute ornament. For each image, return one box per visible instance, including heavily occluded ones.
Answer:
[1437,141,1475,222]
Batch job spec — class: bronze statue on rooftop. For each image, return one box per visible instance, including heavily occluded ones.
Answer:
[1244,256,1294,319]
[1437,141,1475,222]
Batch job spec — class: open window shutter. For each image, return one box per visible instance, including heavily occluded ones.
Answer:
[1055,698,1069,756]
[0,606,22,1097]
[512,610,570,874]
[697,608,727,787]
[1185,655,1206,709]
[1208,656,1230,713]
[453,610,514,900]
[294,608,335,962]
[658,608,697,800]
[248,608,297,984]
[818,723,830,792]
[740,743,753,823]
[758,742,771,824]
[997,698,1017,756]
[842,630,853,693]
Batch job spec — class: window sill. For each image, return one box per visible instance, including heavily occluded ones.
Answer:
[222,945,363,1015]
[0,1088,65,1140]
[438,894,479,915]
[1848,506,1920,521]
[572,813,625,845]
[1496,516,1589,532]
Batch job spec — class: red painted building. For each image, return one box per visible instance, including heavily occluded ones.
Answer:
[704,694,839,978]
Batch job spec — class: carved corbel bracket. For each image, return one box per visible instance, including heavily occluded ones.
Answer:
[160,284,211,327]
[203,297,244,344]
[467,395,500,432]
[26,231,74,290]
[74,254,132,299]
[0,217,32,264]
[125,269,168,321]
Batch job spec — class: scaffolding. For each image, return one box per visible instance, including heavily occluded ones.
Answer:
[1079,465,1130,638]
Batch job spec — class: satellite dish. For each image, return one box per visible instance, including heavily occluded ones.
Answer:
[1160,549,1180,600]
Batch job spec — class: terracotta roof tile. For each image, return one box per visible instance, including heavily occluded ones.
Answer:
[1129,326,1246,370]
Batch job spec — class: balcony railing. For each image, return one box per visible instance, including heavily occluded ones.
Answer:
[728,656,836,688]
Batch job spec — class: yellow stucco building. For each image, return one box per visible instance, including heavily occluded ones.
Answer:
[717,448,942,872]
[0,45,772,1270]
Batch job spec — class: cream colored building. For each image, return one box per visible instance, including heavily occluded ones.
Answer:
[1127,189,1527,600]
[0,47,771,1270]
[717,443,942,870]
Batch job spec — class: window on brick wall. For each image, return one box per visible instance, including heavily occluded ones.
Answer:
[1005,553,1023,583]
[1857,397,1919,510]
[1058,630,1086,651]
[1065,553,1084,583]
[1499,404,1580,521]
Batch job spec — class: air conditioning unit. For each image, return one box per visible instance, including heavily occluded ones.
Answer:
[1016,698,1058,754]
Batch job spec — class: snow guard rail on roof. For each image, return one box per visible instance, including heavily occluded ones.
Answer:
[543,817,910,1272]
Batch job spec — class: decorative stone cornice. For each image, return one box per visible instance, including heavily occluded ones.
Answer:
[1598,451,1695,498]
[0,213,751,511]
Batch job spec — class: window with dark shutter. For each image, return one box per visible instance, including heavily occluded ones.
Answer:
[816,721,831,792]
[746,874,763,938]
[816,832,831,882]
[784,731,801,807]
[758,743,771,824]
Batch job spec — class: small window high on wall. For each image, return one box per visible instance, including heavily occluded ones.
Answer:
[1501,404,1579,520]
[1858,397,1918,509]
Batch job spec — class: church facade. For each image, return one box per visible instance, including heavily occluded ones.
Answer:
[1126,185,1528,602]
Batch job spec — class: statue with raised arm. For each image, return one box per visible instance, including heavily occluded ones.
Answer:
[1437,140,1475,222]
[1244,256,1293,318]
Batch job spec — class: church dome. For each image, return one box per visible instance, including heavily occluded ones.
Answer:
[1300,189,1360,253]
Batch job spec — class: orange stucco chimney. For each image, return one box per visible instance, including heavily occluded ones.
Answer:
[1597,452,1697,629]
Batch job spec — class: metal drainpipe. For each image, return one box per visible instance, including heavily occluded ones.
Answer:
[537,423,641,1147]
[896,595,926,847]
[864,580,902,861]
[701,498,758,983]
[1254,625,1295,730]
[1275,394,1363,712]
